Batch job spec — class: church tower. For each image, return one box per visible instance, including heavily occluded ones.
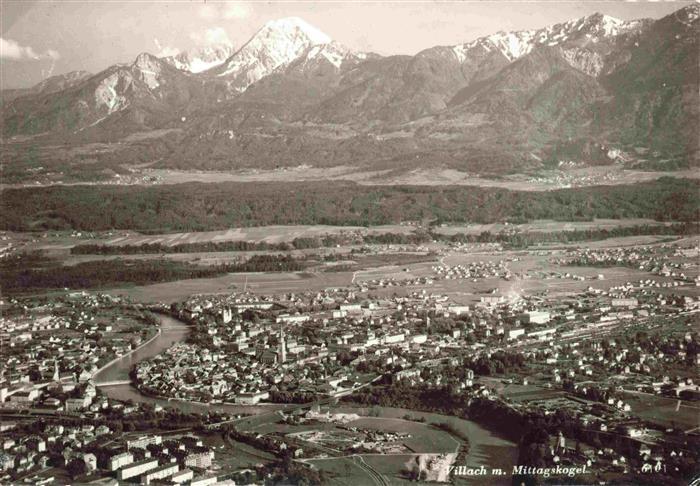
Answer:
[53,360,60,382]
[279,327,287,363]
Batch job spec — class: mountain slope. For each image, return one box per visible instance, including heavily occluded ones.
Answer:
[0,70,92,105]
[600,4,699,165]
[309,11,650,126]
[1,53,211,139]
[241,42,373,110]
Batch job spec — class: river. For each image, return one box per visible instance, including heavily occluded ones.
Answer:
[94,313,189,384]
[94,313,283,415]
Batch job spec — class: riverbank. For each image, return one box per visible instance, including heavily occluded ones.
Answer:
[92,313,190,386]
[93,327,162,384]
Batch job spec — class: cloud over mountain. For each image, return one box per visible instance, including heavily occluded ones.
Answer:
[198,1,252,21]
[1,38,60,61]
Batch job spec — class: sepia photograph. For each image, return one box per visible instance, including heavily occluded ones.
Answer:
[0,0,698,484]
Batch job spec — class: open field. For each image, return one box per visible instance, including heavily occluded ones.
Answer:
[103,270,356,303]
[146,166,383,185]
[357,167,700,190]
[434,218,672,236]
[0,224,415,253]
[622,391,700,430]
[88,229,698,303]
[533,234,683,249]
[9,165,695,191]
[305,457,378,486]
[346,417,459,454]
[359,248,679,304]
[6,226,696,304]
[353,260,436,282]
[101,225,413,247]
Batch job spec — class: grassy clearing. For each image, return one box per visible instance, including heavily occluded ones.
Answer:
[346,417,459,454]
[304,457,376,486]
[435,218,669,235]
[622,392,699,430]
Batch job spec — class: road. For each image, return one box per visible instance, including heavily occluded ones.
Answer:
[353,455,390,486]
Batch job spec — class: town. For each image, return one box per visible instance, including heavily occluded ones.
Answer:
[1,230,698,485]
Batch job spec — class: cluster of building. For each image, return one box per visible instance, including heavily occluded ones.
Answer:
[526,168,629,188]
[1,293,154,410]
[559,245,697,285]
[0,421,111,480]
[2,235,698,483]
[432,259,511,281]
[388,318,698,479]
[107,434,214,485]
[138,256,698,409]
[0,424,220,486]
[357,275,434,290]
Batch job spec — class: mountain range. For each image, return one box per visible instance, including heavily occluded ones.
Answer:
[164,44,236,74]
[1,6,698,177]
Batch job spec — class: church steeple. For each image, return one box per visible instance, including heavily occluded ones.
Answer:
[279,327,287,363]
[53,360,60,382]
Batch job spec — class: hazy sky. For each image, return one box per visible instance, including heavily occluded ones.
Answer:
[0,1,693,89]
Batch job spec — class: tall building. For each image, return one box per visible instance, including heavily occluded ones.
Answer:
[53,360,60,382]
[279,327,287,363]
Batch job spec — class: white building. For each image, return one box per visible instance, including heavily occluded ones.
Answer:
[523,311,550,325]
[141,463,179,485]
[117,458,159,480]
[108,452,134,471]
[190,475,218,486]
[127,435,162,450]
[508,328,526,340]
[170,468,194,484]
[184,451,213,469]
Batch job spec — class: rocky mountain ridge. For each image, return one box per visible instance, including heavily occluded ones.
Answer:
[1,6,697,176]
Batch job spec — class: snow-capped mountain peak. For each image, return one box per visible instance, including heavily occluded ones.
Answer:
[262,17,331,45]
[214,16,334,91]
[164,44,235,74]
[453,12,647,63]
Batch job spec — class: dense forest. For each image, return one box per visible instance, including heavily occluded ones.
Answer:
[2,178,697,232]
